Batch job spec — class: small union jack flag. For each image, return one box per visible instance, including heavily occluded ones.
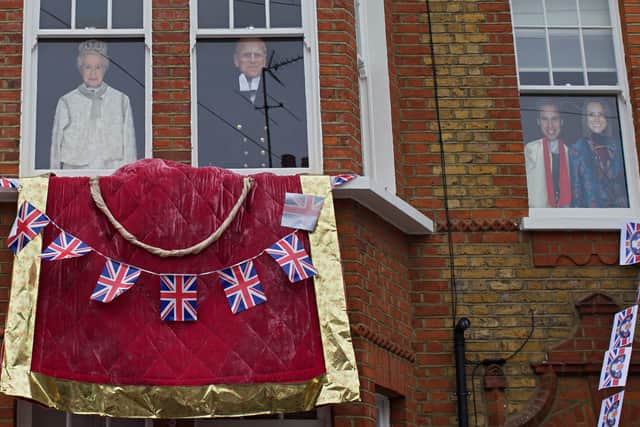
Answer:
[265,232,317,283]
[620,222,640,265]
[219,260,267,314]
[7,201,50,254]
[41,231,92,261]
[609,305,638,349]
[598,391,624,427]
[0,178,18,189]
[160,275,198,321]
[599,347,632,390]
[90,259,141,303]
[281,193,325,231]
[331,174,357,188]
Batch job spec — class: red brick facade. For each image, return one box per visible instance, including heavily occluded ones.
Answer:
[1,0,640,426]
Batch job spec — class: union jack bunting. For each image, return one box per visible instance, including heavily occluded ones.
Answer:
[7,201,50,254]
[598,391,624,427]
[331,174,357,188]
[620,222,640,265]
[90,260,141,303]
[219,260,267,314]
[0,178,18,189]
[41,231,92,261]
[265,232,317,283]
[281,193,325,231]
[609,305,638,349]
[160,275,198,322]
[599,347,632,390]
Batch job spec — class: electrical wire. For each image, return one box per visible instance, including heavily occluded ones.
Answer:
[424,0,458,329]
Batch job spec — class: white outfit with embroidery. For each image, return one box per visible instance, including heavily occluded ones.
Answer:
[51,83,136,169]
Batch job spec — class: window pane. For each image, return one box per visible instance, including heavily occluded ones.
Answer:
[111,418,149,426]
[197,38,308,169]
[579,0,610,26]
[113,0,143,28]
[234,0,266,28]
[270,0,302,28]
[519,95,628,208]
[549,28,583,69]
[520,71,550,85]
[552,71,584,85]
[588,71,617,85]
[546,0,578,26]
[69,413,104,427]
[512,0,545,26]
[35,39,146,170]
[76,0,107,29]
[40,0,71,29]
[199,0,229,28]
[515,29,549,70]
[583,29,616,84]
[32,405,67,426]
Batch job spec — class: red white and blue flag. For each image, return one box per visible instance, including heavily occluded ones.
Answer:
[609,305,638,349]
[7,201,50,254]
[280,193,324,231]
[219,260,267,314]
[90,259,141,303]
[620,222,640,265]
[0,178,18,189]
[41,231,92,261]
[331,174,357,188]
[265,232,317,283]
[598,391,624,427]
[160,275,198,321]
[599,347,632,390]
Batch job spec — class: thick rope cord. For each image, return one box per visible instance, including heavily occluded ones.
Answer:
[89,176,254,258]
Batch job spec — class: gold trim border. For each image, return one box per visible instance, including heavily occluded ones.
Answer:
[0,175,360,418]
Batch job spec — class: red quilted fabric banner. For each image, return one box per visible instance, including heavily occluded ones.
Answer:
[30,160,326,386]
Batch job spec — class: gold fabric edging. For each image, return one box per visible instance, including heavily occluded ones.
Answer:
[301,175,360,405]
[1,176,48,398]
[0,174,359,417]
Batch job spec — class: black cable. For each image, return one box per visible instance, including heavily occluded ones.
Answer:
[424,0,458,329]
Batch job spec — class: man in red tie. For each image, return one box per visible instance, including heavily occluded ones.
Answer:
[524,101,572,208]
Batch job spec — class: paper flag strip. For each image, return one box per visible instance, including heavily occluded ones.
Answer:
[219,260,267,314]
[7,201,50,255]
[281,193,324,231]
[160,275,198,321]
[331,174,357,188]
[609,305,638,350]
[41,231,92,261]
[90,260,141,303]
[0,178,18,189]
[599,347,632,390]
[598,391,624,427]
[265,232,317,283]
[620,222,640,265]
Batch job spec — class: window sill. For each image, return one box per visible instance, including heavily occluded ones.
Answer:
[332,177,433,234]
[522,208,633,230]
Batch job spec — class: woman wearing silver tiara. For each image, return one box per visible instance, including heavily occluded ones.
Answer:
[50,40,137,169]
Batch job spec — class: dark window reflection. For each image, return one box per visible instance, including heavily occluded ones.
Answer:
[271,0,302,27]
[197,38,308,169]
[234,0,265,28]
[40,0,71,29]
[113,0,143,29]
[76,0,107,29]
[519,72,550,85]
[519,95,628,208]
[35,39,145,169]
[588,72,617,86]
[199,0,229,28]
[553,72,584,86]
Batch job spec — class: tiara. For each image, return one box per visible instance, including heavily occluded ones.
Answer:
[78,39,107,56]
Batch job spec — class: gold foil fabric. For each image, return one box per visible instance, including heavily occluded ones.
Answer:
[0,174,360,418]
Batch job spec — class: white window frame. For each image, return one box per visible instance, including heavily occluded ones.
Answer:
[375,393,390,427]
[17,400,153,427]
[511,0,640,230]
[19,0,153,178]
[190,0,323,175]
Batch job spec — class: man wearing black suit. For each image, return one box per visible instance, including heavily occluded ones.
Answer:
[198,38,308,169]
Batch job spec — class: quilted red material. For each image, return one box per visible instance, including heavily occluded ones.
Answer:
[30,159,326,386]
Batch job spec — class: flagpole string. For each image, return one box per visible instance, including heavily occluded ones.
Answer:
[89,176,255,257]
